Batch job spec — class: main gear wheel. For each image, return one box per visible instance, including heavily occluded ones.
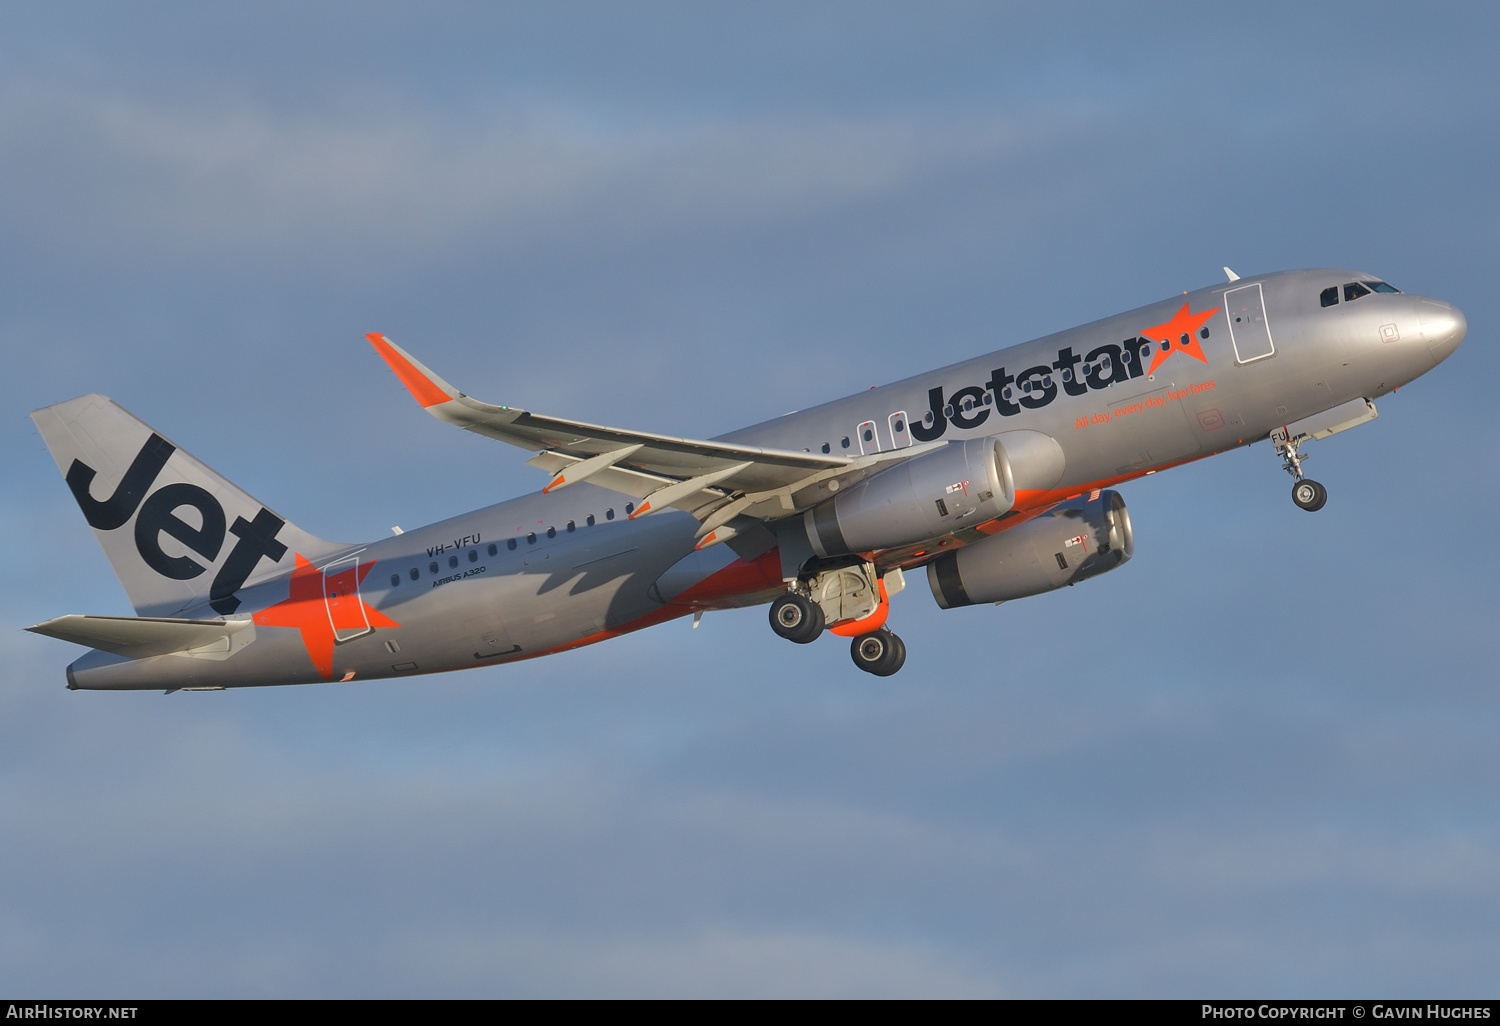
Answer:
[769,592,824,644]
[850,628,906,676]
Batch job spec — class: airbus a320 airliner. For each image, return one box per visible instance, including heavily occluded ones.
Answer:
[29,268,1465,689]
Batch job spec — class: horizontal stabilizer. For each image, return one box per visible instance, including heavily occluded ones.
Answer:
[27,614,254,660]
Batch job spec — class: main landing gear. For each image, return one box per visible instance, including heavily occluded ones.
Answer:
[850,628,906,677]
[768,564,908,676]
[769,592,823,644]
[1271,426,1328,512]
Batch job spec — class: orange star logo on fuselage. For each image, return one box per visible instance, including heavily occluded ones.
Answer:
[1141,302,1219,377]
[252,554,399,681]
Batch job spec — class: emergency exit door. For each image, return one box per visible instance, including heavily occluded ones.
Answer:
[322,555,375,643]
[1224,282,1276,363]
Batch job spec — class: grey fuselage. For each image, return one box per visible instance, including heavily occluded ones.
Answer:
[68,268,1466,690]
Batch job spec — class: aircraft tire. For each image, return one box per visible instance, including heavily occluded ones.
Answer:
[770,593,824,644]
[851,629,903,676]
[1292,479,1328,512]
[885,631,907,675]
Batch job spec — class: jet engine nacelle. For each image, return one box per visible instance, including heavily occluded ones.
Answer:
[803,437,1014,557]
[926,489,1133,608]
[802,430,1067,558]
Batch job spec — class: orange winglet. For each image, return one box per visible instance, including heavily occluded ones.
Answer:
[367,333,453,408]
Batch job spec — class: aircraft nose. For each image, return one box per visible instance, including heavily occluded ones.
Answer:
[1419,299,1466,364]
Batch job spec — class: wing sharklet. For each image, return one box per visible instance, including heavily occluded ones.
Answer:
[367,334,460,408]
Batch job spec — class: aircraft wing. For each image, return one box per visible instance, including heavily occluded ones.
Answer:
[369,334,940,538]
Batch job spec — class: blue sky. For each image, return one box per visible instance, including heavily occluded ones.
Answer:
[2,2,1498,996]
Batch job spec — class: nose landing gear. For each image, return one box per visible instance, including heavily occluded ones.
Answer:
[1292,479,1328,512]
[1271,425,1328,512]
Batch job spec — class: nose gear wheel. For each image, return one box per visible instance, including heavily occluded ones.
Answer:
[1271,425,1329,512]
[1292,479,1327,511]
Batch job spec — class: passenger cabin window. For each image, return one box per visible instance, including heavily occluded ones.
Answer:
[606,509,615,520]
[566,520,575,532]
[546,526,556,538]
[841,436,850,449]
[390,574,400,587]
[625,503,635,515]
[821,442,831,453]
[468,549,478,562]
[429,561,439,574]
[488,543,497,557]
[1321,287,1339,307]
[448,555,459,569]
[586,514,595,526]
[507,538,517,550]
[1344,282,1371,302]
[409,568,419,581]
[527,532,537,544]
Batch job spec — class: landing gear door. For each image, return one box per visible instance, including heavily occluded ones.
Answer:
[1224,282,1276,363]
[322,555,375,644]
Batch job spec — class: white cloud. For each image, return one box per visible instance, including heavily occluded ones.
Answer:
[393,927,1005,998]
[0,89,1070,266]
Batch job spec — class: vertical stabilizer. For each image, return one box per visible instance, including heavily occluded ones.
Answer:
[31,394,350,617]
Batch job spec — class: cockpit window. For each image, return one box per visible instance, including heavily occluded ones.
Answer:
[1344,282,1371,302]
[1366,281,1401,293]
[1320,286,1339,307]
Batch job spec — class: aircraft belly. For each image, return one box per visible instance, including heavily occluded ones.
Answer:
[419,513,695,655]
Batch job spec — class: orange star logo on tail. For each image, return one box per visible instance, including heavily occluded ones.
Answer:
[1141,302,1218,376]
[252,554,398,681]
